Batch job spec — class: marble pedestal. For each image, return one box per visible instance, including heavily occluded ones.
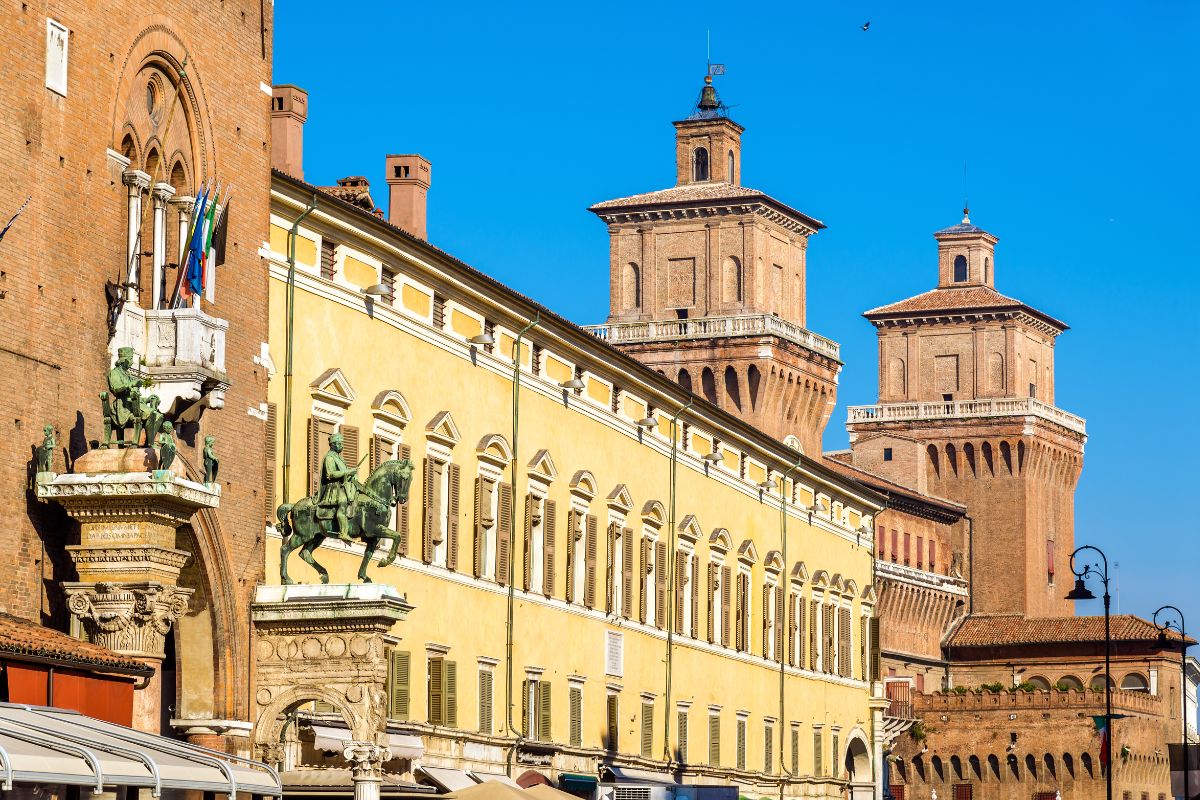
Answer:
[38,453,219,730]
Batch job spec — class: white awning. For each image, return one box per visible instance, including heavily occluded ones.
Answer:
[0,703,280,796]
[418,766,477,792]
[309,725,424,760]
[470,771,521,788]
[600,766,679,786]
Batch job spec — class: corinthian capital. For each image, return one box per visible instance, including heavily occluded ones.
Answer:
[342,742,392,779]
[64,581,192,660]
[122,169,152,192]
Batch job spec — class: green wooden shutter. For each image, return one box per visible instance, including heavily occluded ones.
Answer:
[736,717,746,770]
[790,725,799,774]
[639,537,649,623]
[341,425,359,467]
[428,657,444,725]
[543,499,556,597]
[814,730,823,776]
[605,523,618,613]
[640,701,653,757]
[677,710,688,764]
[674,551,687,633]
[655,540,667,629]
[808,601,818,671]
[523,494,533,590]
[565,509,578,602]
[521,679,530,737]
[538,681,552,742]
[497,483,512,586]
[387,650,410,720]
[605,694,618,751]
[446,464,460,572]
[421,459,436,563]
[690,555,700,639]
[721,566,732,647]
[569,685,582,747]
[870,617,882,682]
[396,444,411,556]
[478,669,493,734]
[764,723,774,774]
[622,528,634,618]
[708,713,720,766]
[706,563,716,643]
[473,477,485,578]
[264,402,277,519]
[584,515,598,608]
[444,660,458,728]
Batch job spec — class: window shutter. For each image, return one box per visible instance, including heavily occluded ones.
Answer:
[639,537,650,623]
[421,459,436,563]
[569,685,582,747]
[814,730,823,776]
[496,483,512,586]
[787,592,797,665]
[320,237,337,280]
[307,416,321,497]
[677,710,688,764]
[478,669,493,734]
[396,444,411,555]
[764,723,774,774]
[655,540,667,629]
[762,583,771,655]
[521,679,530,737]
[775,585,785,662]
[605,523,618,613]
[585,515,598,608]
[341,425,359,467]
[706,563,717,643]
[736,718,746,770]
[473,477,485,578]
[428,657,444,725]
[369,434,385,472]
[622,527,634,618]
[870,617,882,682]
[708,714,720,766]
[790,725,799,774]
[264,403,277,519]
[444,660,458,728]
[808,602,818,671]
[538,681,552,742]
[605,694,618,751]
[839,607,851,677]
[446,463,460,571]
[641,702,653,757]
[674,552,687,633]
[543,499,556,597]
[387,650,410,720]
[825,605,836,675]
[721,566,732,647]
[523,495,534,590]
[690,555,700,639]
[565,509,578,602]
[797,595,807,668]
[859,616,868,680]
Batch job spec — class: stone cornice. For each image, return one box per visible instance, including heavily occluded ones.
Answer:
[868,308,1063,338]
[595,200,820,237]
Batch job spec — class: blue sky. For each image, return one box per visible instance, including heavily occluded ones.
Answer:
[275,1,1199,630]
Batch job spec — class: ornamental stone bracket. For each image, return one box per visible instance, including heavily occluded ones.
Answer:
[63,581,193,659]
[250,583,413,770]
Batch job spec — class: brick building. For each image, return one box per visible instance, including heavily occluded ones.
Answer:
[0,0,273,751]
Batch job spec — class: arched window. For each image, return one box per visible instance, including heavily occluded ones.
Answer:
[622,262,641,311]
[984,256,991,283]
[678,369,693,394]
[1026,675,1051,691]
[747,365,761,410]
[1120,673,1149,693]
[701,368,717,405]
[1057,675,1084,691]
[721,256,742,303]
[727,150,735,183]
[693,147,710,182]
[953,254,968,282]
[724,366,742,411]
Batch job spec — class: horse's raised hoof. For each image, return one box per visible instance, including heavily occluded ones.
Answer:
[320,574,330,584]
[361,576,372,584]
[380,555,396,568]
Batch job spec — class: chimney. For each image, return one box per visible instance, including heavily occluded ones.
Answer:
[385,154,431,239]
[271,85,308,178]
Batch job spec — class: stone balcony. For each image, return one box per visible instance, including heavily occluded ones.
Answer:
[583,313,841,360]
[111,304,229,419]
[847,397,1086,436]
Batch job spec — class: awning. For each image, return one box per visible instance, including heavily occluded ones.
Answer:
[418,766,478,792]
[558,773,598,795]
[0,702,280,795]
[309,725,425,760]
[599,766,679,787]
[281,768,433,796]
[470,771,521,788]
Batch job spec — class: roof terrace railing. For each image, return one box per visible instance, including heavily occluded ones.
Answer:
[583,314,841,360]
[847,397,1086,435]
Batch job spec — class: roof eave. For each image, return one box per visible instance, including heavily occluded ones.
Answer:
[588,195,826,232]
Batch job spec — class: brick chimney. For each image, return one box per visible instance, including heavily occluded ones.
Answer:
[271,85,308,178]
[385,154,431,239]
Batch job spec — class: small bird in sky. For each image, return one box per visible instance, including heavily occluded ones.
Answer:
[861,21,870,31]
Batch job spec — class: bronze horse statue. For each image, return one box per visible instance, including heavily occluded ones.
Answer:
[277,458,414,584]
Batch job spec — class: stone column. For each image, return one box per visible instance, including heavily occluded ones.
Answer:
[171,195,195,265]
[123,170,152,302]
[151,182,176,309]
[343,742,391,800]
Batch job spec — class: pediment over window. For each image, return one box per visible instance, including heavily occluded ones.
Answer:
[811,570,831,589]
[860,584,878,604]
[606,484,634,513]
[790,561,810,585]
[310,367,356,407]
[678,514,703,543]
[763,550,783,575]
[737,539,758,565]
[425,411,461,447]
[641,500,666,529]
[527,449,558,481]
[371,389,412,427]
[708,527,733,553]
[475,433,513,467]
[569,470,597,500]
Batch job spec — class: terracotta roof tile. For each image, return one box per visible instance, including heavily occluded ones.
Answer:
[588,182,825,231]
[864,286,1068,331]
[0,612,150,673]
[820,456,966,517]
[948,613,1192,648]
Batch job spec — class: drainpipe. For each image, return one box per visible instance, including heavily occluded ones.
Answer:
[776,460,803,800]
[505,313,539,775]
[661,397,693,765]
[282,195,317,506]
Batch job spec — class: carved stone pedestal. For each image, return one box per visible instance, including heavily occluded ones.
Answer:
[38,465,219,730]
[251,583,413,794]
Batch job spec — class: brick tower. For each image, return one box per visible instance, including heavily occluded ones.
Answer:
[585,76,842,455]
[845,212,1086,617]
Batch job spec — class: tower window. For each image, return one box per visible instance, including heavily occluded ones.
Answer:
[984,257,991,283]
[953,255,968,283]
[883,448,893,462]
[727,150,735,183]
[1029,382,1037,398]
[693,147,709,182]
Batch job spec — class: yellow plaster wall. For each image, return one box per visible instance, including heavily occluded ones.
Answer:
[270,223,317,267]
[343,254,377,289]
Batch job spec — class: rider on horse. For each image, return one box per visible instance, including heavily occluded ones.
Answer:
[317,433,363,543]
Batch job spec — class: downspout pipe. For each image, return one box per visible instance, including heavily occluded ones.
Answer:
[506,313,539,775]
[282,195,317,506]
[661,397,694,764]
[776,460,803,799]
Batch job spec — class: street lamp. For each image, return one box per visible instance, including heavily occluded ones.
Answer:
[1068,544,1112,800]
[1153,605,1191,800]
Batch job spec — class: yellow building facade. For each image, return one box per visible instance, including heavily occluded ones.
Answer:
[264,171,884,799]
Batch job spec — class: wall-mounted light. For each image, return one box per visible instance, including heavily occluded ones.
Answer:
[468,333,495,347]
[559,378,586,392]
[636,416,657,430]
[702,452,722,475]
[362,283,389,298]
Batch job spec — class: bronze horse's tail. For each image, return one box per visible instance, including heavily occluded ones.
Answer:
[276,503,294,543]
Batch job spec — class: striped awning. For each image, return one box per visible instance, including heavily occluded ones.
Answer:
[0,703,280,796]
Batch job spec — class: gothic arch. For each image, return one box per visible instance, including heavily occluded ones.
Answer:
[701,367,718,405]
[721,256,742,303]
[622,262,641,311]
[747,365,761,410]
[724,366,742,410]
[678,368,693,394]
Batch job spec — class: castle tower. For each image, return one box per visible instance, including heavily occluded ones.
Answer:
[845,212,1087,617]
[585,76,842,455]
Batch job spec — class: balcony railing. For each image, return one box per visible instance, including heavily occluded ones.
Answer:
[583,314,841,360]
[847,397,1086,435]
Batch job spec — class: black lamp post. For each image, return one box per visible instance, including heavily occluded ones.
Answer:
[1067,545,1112,800]
[1153,605,1191,800]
